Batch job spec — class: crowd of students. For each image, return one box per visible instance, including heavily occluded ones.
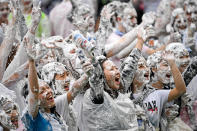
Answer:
[0,0,197,131]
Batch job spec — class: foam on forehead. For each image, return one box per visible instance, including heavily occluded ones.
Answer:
[165,42,189,57]
[138,56,146,64]
[73,3,91,19]
[38,79,48,87]
[172,8,184,18]
[42,62,66,76]
[147,51,163,68]
[106,1,134,18]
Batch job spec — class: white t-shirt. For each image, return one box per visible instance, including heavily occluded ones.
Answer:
[42,94,69,131]
[143,90,170,127]
[55,94,69,121]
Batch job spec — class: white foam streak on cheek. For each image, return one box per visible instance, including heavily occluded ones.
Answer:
[176,58,190,68]
[55,80,66,94]
[157,65,171,84]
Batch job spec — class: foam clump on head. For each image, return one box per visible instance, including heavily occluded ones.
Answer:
[41,62,66,84]
[147,51,163,68]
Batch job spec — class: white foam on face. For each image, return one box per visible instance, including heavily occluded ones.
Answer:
[41,62,66,84]
[0,95,19,129]
[135,57,150,85]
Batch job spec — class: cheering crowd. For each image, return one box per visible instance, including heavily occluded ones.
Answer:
[0,0,197,130]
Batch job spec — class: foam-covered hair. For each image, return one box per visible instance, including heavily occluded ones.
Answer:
[165,42,189,57]
[166,8,185,32]
[41,62,67,84]
[147,51,163,68]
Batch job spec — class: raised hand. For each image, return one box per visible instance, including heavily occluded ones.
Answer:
[24,33,47,60]
[30,0,41,33]
[142,12,156,28]
[101,5,115,20]
[163,51,176,65]
[9,0,20,24]
[81,58,94,76]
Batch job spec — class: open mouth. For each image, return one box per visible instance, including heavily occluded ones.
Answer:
[64,83,70,91]
[11,119,18,126]
[179,25,186,30]
[47,94,54,102]
[166,73,171,78]
[115,76,120,85]
[89,23,94,27]
[144,73,149,79]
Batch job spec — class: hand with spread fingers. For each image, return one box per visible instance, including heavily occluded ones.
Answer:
[163,51,176,66]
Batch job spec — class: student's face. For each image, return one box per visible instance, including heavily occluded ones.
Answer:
[9,110,19,129]
[39,84,55,109]
[173,14,187,34]
[176,54,190,73]
[80,13,95,32]
[155,60,172,84]
[0,2,9,19]
[122,8,137,32]
[134,57,150,85]
[103,60,121,90]
[1,102,19,129]
[185,5,197,25]
[21,0,32,12]
[55,70,71,92]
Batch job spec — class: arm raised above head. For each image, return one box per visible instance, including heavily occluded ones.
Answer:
[120,32,145,92]
[0,0,20,81]
[26,1,42,118]
[3,1,42,81]
[105,12,156,58]
[165,53,186,102]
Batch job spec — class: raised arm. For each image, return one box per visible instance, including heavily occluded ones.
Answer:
[0,0,19,81]
[120,30,145,92]
[165,53,186,102]
[28,59,39,118]
[25,1,41,118]
[105,12,156,58]
[72,33,105,104]
[95,5,113,52]
[67,73,89,104]
[2,61,29,88]
[182,56,197,86]
[2,0,38,81]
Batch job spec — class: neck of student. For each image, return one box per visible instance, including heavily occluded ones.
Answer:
[151,81,163,89]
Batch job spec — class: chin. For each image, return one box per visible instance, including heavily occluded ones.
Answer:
[113,84,120,90]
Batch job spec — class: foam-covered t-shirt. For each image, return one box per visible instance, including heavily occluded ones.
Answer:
[143,90,170,127]
[22,94,69,131]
